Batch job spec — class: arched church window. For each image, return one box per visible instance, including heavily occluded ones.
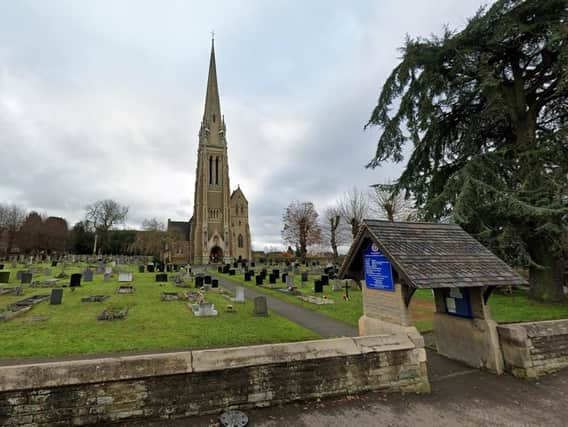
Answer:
[238,234,244,248]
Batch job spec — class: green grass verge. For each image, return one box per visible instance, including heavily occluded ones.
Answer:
[0,263,319,359]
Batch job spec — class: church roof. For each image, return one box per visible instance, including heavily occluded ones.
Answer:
[167,219,191,241]
[230,186,248,203]
[339,219,527,289]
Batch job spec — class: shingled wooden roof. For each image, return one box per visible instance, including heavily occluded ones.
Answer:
[340,219,527,289]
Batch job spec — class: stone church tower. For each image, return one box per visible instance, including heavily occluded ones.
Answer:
[186,39,252,264]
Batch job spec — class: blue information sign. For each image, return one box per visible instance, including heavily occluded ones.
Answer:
[364,243,395,291]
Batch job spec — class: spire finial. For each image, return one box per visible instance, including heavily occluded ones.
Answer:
[211,30,215,46]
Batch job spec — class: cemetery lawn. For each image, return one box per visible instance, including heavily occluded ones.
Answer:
[0,264,319,359]
[214,272,568,334]
[212,270,364,327]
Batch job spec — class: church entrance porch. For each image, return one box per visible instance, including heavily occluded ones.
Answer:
[210,246,223,264]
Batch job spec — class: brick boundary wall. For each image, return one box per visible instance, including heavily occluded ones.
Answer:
[0,334,429,426]
[498,319,568,378]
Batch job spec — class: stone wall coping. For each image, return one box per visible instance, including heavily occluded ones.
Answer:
[498,319,568,338]
[0,351,193,393]
[0,335,415,392]
[192,334,414,372]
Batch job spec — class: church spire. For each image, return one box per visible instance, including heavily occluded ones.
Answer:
[203,35,221,124]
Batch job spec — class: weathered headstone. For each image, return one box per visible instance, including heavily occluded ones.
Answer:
[0,271,10,283]
[155,273,168,283]
[204,275,212,284]
[138,265,145,273]
[253,296,268,316]
[231,286,245,303]
[147,264,155,273]
[301,272,309,282]
[314,280,323,293]
[211,279,219,288]
[256,275,264,285]
[50,288,63,305]
[20,272,33,284]
[118,271,133,282]
[191,302,218,317]
[83,269,94,282]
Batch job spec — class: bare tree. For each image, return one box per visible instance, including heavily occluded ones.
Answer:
[0,203,26,253]
[85,199,129,253]
[338,187,369,239]
[369,183,416,221]
[142,218,165,231]
[321,207,349,259]
[281,201,321,260]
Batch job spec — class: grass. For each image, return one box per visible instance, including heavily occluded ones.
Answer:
[0,263,319,359]
[212,270,363,326]
[214,270,568,334]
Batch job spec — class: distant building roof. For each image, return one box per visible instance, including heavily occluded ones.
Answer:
[340,219,527,289]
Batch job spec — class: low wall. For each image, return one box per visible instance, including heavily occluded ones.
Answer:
[0,334,429,426]
[498,320,568,378]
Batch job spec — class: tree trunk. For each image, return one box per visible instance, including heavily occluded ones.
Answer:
[528,236,565,302]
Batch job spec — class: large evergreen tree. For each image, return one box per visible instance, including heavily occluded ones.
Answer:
[367,0,567,301]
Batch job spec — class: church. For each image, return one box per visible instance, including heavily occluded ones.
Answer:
[167,40,252,264]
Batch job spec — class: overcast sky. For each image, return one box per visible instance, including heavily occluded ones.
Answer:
[0,0,491,250]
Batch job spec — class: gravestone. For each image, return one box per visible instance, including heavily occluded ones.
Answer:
[331,279,344,292]
[204,275,212,284]
[281,273,288,283]
[211,279,219,288]
[117,286,134,294]
[191,302,218,317]
[161,292,180,301]
[244,272,252,282]
[147,264,155,273]
[256,275,264,285]
[138,265,145,273]
[70,273,82,288]
[218,266,223,273]
[269,274,276,284]
[0,271,9,283]
[104,266,113,275]
[83,269,94,282]
[21,272,33,284]
[16,270,26,281]
[155,273,168,283]
[231,287,245,303]
[229,269,236,276]
[118,271,133,282]
[286,275,295,288]
[321,275,329,286]
[195,276,204,288]
[314,280,323,293]
[301,272,309,282]
[81,295,109,302]
[50,288,63,305]
[104,273,111,282]
[0,264,3,270]
[253,296,268,316]
[51,261,57,267]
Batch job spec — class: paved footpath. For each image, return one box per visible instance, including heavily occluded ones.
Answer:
[212,273,358,338]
